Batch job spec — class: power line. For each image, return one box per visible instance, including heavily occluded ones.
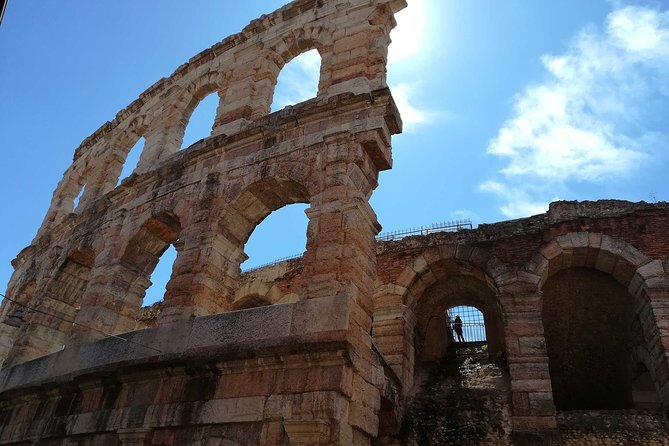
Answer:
[0,292,163,354]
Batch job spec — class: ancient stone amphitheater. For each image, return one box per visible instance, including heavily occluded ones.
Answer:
[1,1,668,445]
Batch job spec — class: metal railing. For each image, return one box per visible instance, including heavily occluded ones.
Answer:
[376,219,472,241]
[242,252,304,273]
[241,218,473,272]
[449,322,487,343]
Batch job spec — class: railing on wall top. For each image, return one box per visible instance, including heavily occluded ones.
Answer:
[242,219,473,273]
[375,219,472,241]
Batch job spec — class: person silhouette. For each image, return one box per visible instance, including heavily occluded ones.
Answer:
[453,315,465,342]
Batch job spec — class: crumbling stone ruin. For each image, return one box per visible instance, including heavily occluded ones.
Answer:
[1,1,669,445]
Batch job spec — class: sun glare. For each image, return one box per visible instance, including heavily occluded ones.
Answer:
[389,0,428,62]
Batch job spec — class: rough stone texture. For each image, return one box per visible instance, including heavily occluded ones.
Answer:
[234,200,669,442]
[1,0,669,444]
[0,1,405,444]
[558,411,669,445]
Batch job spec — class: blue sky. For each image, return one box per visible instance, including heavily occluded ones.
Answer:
[1,1,667,305]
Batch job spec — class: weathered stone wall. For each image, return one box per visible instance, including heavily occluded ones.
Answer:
[1,0,668,442]
[232,199,669,441]
[0,0,407,444]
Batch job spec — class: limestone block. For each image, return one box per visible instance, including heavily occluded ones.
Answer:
[283,420,330,444]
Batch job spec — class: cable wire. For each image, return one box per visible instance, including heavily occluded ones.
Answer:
[0,292,163,354]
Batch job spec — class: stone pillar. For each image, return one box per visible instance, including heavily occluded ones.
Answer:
[296,133,384,444]
[71,262,148,343]
[639,285,669,406]
[300,133,380,311]
[213,43,267,136]
[135,125,181,173]
[321,2,397,98]
[500,284,558,439]
[157,229,239,324]
[372,303,416,391]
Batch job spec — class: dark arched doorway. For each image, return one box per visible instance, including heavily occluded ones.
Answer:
[543,267,652,410]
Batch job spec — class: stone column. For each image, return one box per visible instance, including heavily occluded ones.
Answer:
[500,283,558,439]
[300,133,380,310]
[297,132,384,443]
[135,124,181,173]
[372,302,416,391]
[639,285,669,406]
[213,43,267,136]
[157,229,239,324]
[71,262,149,343]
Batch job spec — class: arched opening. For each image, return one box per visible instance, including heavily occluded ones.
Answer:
[232,294,271,311]
[117,137,146,184]
[72,184,86,211]
[142,244,177,307]
[543,267,644,410]
[181,92,219,149]
[270,49,321,112]
[6,248,95,364]
[446,305,486,344]
[135,241,177,328]
[121,213,181,313]
[220,177,311,310]
[241,203,309,271]
[403,268,510,445]
[413,275,504,367]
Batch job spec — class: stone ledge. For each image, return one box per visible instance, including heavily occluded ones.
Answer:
[0,295,352,395]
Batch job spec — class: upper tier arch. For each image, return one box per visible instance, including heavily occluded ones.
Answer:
[38,0,405,236]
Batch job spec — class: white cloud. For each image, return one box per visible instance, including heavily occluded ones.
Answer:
[390,82,437,131]
[483,5,669,218]
[479,181,550,219]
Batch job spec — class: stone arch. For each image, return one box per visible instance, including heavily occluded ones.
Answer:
[153,70,229,157]
[0,279,36,367]
[101,114,152,187]
[232,281,284,310]
[4,246,96,366]
[414,275,504,362]
[153,174,315,324]
[396,245,506,311]
[527,232,669,409]
[45,155,96,227]
[220,175,315,250]
[243,24,333,119]
[216,176,312,304]
[120,212,182,291]
[70,211,183,340]
[372,244,509,391]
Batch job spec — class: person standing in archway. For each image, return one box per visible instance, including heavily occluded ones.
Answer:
[453,315,465,342]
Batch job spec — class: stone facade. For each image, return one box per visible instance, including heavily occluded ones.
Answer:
[1,0,669,445]
[227,200,669,443]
